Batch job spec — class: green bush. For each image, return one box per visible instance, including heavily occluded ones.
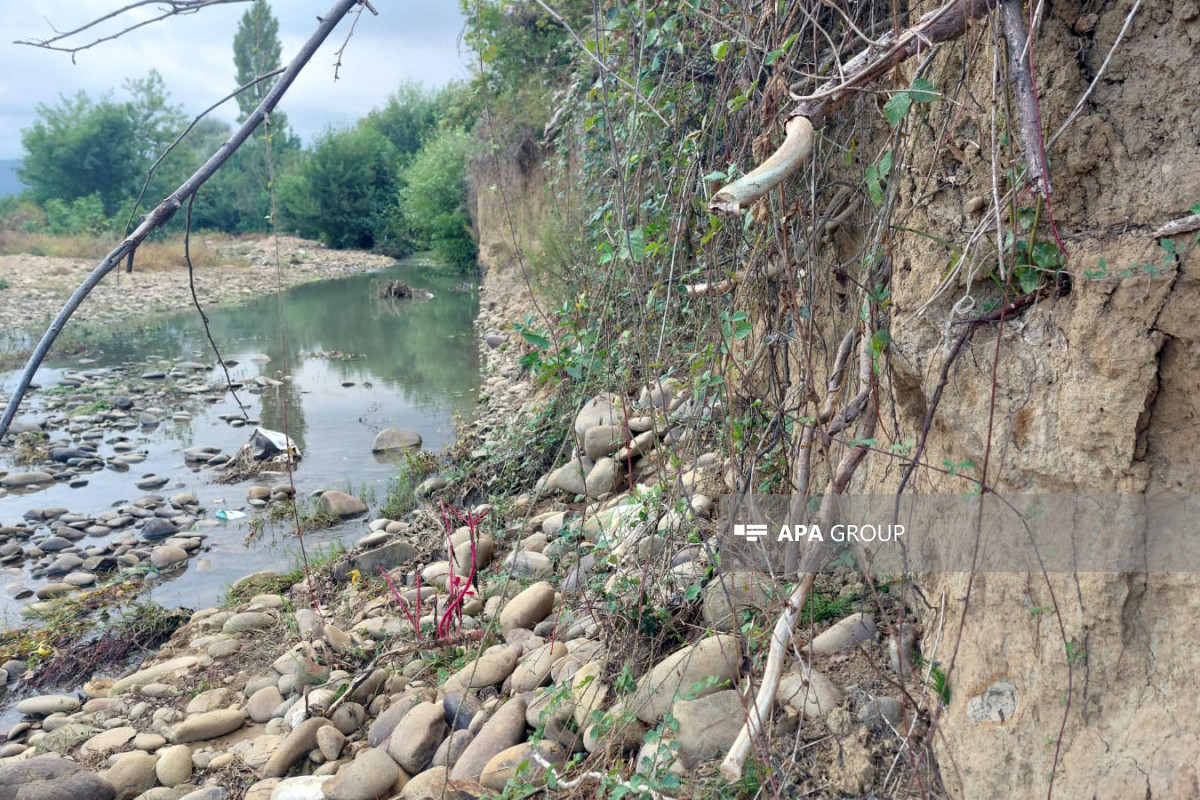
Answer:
[402,127,476,269]
[40,193,113,236]
[277,126,399,249]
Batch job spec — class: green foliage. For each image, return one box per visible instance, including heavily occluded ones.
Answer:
[18,70,198,222]
[377,452,435,519]
[461,0,589,97]
[20,92,143,216]
[865,150,894,207]
[883,77,937,127]
[401,127,477,269]
[362,82,442,165]
[278,126,399,249]
[912,652,951,706]
[40,194,111,236]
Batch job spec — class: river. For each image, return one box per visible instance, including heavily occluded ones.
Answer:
[0,255,480,622]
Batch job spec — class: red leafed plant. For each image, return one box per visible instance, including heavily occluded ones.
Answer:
[378,500,487,642]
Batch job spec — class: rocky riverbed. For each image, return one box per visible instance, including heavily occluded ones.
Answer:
[0,367,910,799]
[0,247,480,620]
[0,243,915,799]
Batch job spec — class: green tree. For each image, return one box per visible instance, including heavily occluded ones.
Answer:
[362,82,440,166]
[223,0,298,232]
[278,126,399,249]
[19,71,189,219]
[402,127,476,269]
[124,71,188,159]
[233,0,284,124]
[19,92,142,217]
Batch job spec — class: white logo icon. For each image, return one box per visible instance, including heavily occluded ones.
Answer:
[734,523,768,543]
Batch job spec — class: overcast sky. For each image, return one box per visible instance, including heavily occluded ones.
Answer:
[0,1,470,160]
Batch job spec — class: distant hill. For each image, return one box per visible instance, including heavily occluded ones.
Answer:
[0,160,25,198]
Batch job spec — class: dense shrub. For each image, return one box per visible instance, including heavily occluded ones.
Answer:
[277,126,399,250]
[402,127,476,269]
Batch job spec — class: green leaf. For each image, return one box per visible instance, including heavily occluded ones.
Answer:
[622,228,645,263]
[883,92,912,127]
[519,328,551,349]
[711,40,730,61]
[878,150,893,175]
[871,329,891,352]
[727,90,750,112]
[702,170,728,182]
[765,48,784,66]
[1190,201,1200,215]
[1017,267,1043,294]
[866,165,883,207]
[910,77,937,103]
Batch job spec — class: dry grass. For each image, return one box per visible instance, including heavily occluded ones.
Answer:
[0,231,247,270]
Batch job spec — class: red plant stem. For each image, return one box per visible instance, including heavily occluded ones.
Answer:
[378,565,421,633]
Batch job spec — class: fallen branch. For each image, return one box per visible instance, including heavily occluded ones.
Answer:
[0,0,363,442]
[1000,0,1051,196]
[1152,213,1200,239]
[722,326,877,782]
[708,0,995,216]
[790,0,996,119]
[709,116,815,215]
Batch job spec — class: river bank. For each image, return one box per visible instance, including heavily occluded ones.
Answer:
[0,236,395,359]
[0,230,911,799]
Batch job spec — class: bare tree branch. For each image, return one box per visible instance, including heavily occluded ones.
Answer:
[1000,0,1050,196]
[332,1,377,81]
[15,0,251,62]
[0,0,364,442]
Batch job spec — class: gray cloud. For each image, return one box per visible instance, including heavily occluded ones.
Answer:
[0,1,469,159]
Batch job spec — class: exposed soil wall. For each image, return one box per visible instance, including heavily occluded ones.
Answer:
[876,1,1200,796]
[467,1,1200,795]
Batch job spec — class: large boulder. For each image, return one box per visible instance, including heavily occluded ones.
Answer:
[573,395,625,444]
[624,634,740,723]
[372,428,423,453]
[317,490,367,519]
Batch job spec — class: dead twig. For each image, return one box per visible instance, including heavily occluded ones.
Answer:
[722,325,877,782]
[15,0,250,62]
[1151,213,1200,239]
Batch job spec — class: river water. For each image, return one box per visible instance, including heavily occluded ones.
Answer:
[0,256,480,621]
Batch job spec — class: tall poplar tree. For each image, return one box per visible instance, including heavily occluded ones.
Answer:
[233,0,284,124]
